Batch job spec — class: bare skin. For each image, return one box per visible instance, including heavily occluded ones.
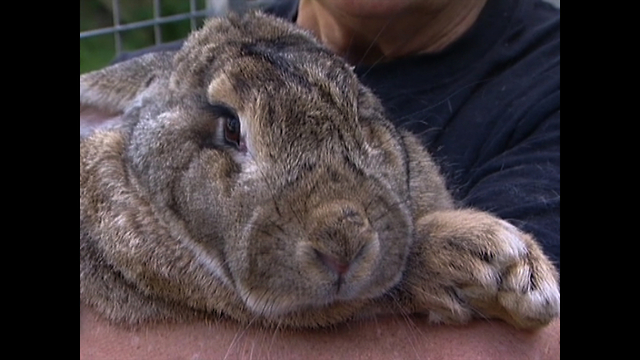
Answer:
[296,0,487,63]
[80,1,559,358]
[80,304,560,360]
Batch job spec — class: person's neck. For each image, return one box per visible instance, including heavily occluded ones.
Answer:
[296,0,487,65]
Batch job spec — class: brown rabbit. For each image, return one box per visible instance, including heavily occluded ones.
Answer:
[80,12,559,329]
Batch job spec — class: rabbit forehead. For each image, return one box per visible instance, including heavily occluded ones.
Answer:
[206,50,356,108]
[207,57,362,151]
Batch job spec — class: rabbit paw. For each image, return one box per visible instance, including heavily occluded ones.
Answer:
[405,210,559,329]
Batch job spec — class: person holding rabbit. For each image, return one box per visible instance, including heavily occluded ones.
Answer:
[80,0,560,359]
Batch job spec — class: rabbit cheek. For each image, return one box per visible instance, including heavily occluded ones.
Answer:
[224,208,312,317]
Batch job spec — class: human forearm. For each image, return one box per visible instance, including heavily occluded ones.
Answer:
[81,303,559,360]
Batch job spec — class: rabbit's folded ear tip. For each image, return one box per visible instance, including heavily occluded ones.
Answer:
[80,105,123,138]
[79,52,173,138]
[80,80,127,138]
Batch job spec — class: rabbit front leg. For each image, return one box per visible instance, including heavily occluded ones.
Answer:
[402,209,560,329]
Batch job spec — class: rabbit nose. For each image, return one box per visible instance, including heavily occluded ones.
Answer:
[307,201,376,275]
[315,250,351,276]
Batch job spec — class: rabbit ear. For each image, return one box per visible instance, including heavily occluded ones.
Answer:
[80,52,173,137]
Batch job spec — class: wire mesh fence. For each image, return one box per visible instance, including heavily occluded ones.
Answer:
[79,0,263,73]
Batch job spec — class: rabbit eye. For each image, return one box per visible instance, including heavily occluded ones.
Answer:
[203,102,243,150]
[224,117,241,147]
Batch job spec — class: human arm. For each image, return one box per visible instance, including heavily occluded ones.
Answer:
[80,303,560,360]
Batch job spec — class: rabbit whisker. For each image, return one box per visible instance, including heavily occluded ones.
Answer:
[267,319,284,355]
[223,314,257,360]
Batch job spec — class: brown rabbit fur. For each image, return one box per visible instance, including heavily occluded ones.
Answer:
[80,12,559,329]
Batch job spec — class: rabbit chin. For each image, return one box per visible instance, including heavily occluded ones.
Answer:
[238,272,402,319]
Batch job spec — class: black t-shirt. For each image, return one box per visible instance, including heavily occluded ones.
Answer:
[357,0,561,270]
[115,0,560,270]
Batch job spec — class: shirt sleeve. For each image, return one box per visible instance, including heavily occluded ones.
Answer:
[460,102,560,271]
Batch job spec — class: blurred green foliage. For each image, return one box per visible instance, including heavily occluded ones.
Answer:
[80,0,207,74]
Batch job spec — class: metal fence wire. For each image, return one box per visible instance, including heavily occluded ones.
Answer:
[80,0,263,56]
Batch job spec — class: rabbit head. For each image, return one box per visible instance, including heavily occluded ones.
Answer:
[80,12,420,326]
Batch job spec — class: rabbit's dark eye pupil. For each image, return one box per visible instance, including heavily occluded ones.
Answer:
[224,117,241,146]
